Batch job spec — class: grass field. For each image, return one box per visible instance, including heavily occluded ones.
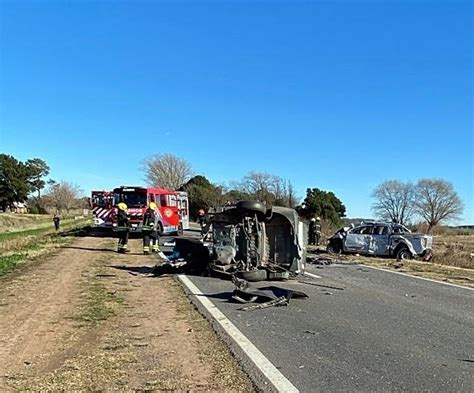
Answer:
[433,234,474,269]
[0,215,91,276]
[0,213,54,232]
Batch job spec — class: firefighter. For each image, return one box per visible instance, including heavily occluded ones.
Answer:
[198,208,209,238]
[142,202,160,255]
[308,217,322,245]
[315,217,322,246]
[308,218,317,245]
[116,202,130,253]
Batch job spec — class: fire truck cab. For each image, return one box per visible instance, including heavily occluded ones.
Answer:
[113,186,187,235]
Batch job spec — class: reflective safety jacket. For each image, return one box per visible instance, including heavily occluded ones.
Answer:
[116,209,129,231]
[142,208,158,231]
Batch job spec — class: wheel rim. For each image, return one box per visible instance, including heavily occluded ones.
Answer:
[399,249,411,260]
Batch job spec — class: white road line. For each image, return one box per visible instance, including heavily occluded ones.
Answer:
[304,271,321,279]
[362,264,474,291]
[177,275,299,393]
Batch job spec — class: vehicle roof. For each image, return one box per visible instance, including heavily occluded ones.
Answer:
[357,222,409,228]
[113,186,177,194]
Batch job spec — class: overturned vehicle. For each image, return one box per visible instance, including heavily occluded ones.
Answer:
[209,201,306,281]
[167,201,306,281]
[327,221,433,261]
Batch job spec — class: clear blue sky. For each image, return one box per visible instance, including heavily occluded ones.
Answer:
[0,0,472,223]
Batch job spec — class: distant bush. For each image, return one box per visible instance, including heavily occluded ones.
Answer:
[28,204,48,215]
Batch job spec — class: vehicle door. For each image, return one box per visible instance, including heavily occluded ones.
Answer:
[344,226,372,254]
[369,225,390,255]
[177,193,190,230]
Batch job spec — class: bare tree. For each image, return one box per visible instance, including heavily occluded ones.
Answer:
[43,181,83,213]
[239,171,280,205]
[233,172,298,207]
[142,154,193,190]
[286,180,298,208]
[371,180,415,225]
[415,178,463,232]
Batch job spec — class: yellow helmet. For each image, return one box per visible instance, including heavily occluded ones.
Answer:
[118,202,127,211]
[316,217,321,221]
[149,202,157,211]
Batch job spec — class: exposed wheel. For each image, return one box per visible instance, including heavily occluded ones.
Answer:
[235,269,268,282]
[236,201,267,215]
[396,246,412,261]
[327,239,342,254]
[267,270,290,280]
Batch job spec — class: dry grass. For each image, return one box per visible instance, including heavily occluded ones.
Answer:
[0,213,53,232]
[432,234,474,269]
[0,220,91,276]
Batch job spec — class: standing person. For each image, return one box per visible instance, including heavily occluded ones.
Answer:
[308,218,317,245]
[53,210,61,231]
[116,202,130,253]
[315,217,322,246]
[198,208,209,237]
[142,202,160,255]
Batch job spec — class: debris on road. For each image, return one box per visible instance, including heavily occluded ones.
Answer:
[306,255,338,265]
[231,276,308,310]
[238,296,288,311]
[298,280,345,291]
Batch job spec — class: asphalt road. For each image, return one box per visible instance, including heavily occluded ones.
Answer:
[184,263,474,392]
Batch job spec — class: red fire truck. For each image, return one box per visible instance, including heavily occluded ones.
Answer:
[90,191,114,228]
[112,186,188,235]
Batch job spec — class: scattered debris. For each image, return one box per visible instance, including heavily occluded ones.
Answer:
[298,280,345,291]
[232,277,308,310]
[389,261,404,269]
[239,296,288,311]
[306,255,337,265]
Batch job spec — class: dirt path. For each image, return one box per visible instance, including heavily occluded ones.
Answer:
[0,234,253,391]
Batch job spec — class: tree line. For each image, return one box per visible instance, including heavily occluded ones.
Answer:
[142,153,346,224]
[1,152,463,232]
[142,153,464,232]
[0,154,84,213]
[371,179,463,232]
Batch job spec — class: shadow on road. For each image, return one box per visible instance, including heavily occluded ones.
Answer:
[196,292,235,302]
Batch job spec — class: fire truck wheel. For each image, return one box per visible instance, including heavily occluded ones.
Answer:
[236,201,267,215]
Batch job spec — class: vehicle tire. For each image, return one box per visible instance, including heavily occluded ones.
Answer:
[396,246,412,261]
[236,201,267,215]
[327,239,342,254]
[268,270,290,281]
[235,269,268,282]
